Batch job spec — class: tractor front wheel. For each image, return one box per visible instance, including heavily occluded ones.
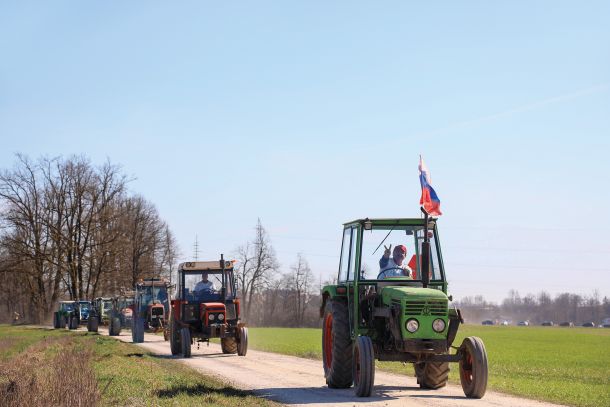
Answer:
[353,336,375,397]
[169,318,181,356]
[221,336,238,354]
[414,361,450,389]
[322,300,353,388]
[180,327,192,358]
[459,336,488,398]
[237,326,248,356]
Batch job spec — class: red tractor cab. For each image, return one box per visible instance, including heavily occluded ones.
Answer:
[170,255,247,358]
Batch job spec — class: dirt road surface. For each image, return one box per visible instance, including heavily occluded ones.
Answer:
[96,329,565,407]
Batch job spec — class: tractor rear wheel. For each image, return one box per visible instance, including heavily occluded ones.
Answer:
[459,336,488,398]
[180,327,191,358]
[353,336,375,397]
[69,316,79,330]
[322,300,353,388]
[110,317,121,336]
[221,336,238,354]
[132,317,144,343]
[237,326,248,356]
[53,312,61,329]
[87,317,99,332]
[169,318,181,356]
[414,361,450,389]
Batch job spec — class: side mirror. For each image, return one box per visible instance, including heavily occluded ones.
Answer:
[420,241,430,288]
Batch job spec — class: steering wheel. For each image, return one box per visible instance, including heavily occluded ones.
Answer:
[377,267,410,280]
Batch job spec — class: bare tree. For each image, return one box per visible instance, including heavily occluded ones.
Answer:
[287,253,314,326]
[0,154,178,323]
[233,219,279,321]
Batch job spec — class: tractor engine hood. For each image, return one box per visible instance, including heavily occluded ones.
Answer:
[380,285,449,340]
[380,286,448,304]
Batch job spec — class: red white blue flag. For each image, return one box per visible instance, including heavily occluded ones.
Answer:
[419,156,442,216]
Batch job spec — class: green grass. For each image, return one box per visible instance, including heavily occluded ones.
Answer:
[248,325,610,407]
[0,324,73,360]
[0,325,277,407]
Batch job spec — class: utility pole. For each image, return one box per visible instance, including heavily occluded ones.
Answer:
[193,235,199,261]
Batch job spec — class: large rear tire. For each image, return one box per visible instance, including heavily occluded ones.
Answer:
[169,318,181,356]
[109,317,121,336]
[237,326,248,356]
[87,317,99,333]
[415,361,450,389]
[53,312,61,329]
[69,316,79,330]
[459,336,488,398]
[353,336,375,397]
[221,336,238,354]
[322,300,353,388]
[132,317,144,343]
[180,327,192,358]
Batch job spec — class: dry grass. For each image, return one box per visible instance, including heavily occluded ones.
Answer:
[0,335,100,406]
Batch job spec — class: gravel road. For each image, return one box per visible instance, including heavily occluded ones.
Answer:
[99,329,566,407]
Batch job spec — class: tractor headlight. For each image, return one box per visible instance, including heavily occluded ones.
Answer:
[208,314,215,321]
[432,318,446,333]
[406,319,419,333]
[218,313,225,321]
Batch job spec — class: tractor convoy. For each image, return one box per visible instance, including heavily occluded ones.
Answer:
[51,255,249,360]
[49,209,488,400]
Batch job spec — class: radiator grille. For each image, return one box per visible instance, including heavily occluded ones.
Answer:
[404,300,447,316]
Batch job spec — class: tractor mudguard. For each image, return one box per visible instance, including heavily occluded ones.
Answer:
[320,285,347,318]
[447,308,463,348]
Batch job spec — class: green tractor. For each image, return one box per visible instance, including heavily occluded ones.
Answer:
[53,301,80,330]
[320,213,488,398]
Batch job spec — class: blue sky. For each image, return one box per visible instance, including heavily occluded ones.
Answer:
[1,1,609,302]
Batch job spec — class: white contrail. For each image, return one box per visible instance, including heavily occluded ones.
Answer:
[416,82,610,138]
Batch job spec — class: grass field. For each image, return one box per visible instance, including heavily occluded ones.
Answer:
[0,325,276,407]
[247,325,610,407]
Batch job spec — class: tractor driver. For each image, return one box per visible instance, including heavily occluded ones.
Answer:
[194,272,217,294]
[378,244,412,279]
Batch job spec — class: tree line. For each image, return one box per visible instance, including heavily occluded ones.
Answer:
[0,155,178,323]
[456,289,610,325]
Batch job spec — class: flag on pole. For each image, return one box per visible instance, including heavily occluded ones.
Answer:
[419,155,442,216]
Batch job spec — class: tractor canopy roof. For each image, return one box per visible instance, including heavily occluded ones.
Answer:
[343,218,434,227]
[178,260,235,273]
[137,278,170,287]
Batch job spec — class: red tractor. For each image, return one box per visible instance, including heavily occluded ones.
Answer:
[170,256,247,358]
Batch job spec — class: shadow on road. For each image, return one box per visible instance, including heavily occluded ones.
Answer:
[410,392,467,400]
[156,383,252,399]
[253,385,469,405]
[253,385,404,404]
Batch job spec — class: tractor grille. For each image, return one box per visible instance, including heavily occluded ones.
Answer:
[226,304,236,321]
[404,300,447,316]
[151,307,164,317]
